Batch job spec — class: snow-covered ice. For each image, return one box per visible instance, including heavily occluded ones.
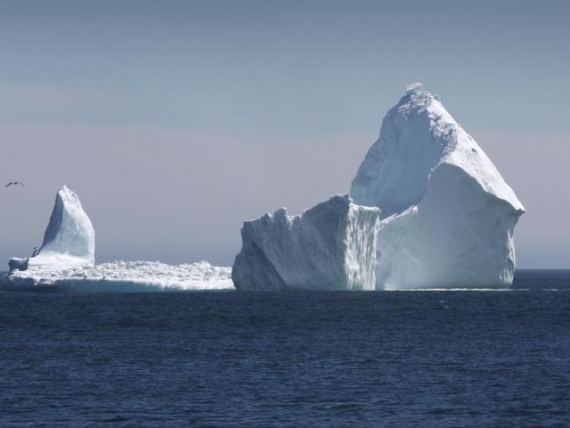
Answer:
[2,260,233,292]
[351,86,525,290]
[232,194,381,291]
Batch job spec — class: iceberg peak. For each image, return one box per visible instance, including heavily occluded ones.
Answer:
[29,186,95,268]
[352,87,524,220]
[350,88,525,289]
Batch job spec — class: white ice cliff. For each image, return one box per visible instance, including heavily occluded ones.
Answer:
[232,194,381,291]
[351,85,525,289]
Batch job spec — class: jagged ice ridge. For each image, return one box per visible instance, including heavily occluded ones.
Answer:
[232,194,380,290]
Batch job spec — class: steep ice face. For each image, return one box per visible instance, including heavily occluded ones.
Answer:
[351,88,525,289]
[28,186,95,268]
[232,194,381,291]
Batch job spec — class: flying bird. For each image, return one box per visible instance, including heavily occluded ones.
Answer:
[5,181,24,188]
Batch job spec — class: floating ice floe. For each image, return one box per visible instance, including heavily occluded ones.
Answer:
[2,260,233,292]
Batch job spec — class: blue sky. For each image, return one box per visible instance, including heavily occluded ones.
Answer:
[1,1,569,267]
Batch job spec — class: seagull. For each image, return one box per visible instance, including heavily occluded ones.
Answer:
[5,181,24,188]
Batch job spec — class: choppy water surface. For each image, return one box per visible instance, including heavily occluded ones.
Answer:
[1,270,569,427]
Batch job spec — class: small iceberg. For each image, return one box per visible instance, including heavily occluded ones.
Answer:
[2,186,233,292]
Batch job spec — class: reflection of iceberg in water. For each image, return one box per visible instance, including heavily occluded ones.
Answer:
[2,186,233,292]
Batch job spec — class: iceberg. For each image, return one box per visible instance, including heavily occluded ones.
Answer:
[3,185,233,292]
[351,86,525,289]
[232,194,381,291]
[22,185,96,269]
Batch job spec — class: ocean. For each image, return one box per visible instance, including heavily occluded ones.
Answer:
[1,270,569,427]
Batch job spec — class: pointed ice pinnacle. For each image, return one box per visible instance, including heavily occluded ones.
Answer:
[351,88,525,290]
[28,185,96,268]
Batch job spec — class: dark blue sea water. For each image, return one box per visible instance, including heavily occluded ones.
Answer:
[1,270,569,427]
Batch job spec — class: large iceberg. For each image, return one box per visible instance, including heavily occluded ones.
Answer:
[351,85,525,289]
[232,194,381,290]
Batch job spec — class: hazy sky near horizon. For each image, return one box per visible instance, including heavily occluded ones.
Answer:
[1,0,569,268]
